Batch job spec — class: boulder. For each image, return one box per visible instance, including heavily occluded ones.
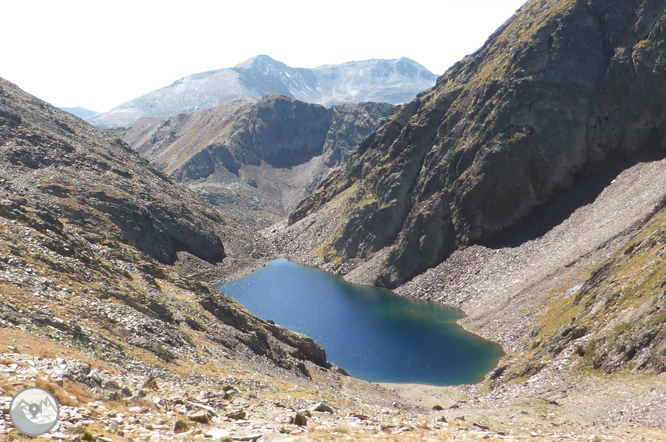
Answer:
[189,411,210,424]
[226,410,246,420]
[292,412,307,426]
[313,403,334,414]
[174,420,189,434]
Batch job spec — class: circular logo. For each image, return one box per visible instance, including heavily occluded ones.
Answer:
[9,387,60,436]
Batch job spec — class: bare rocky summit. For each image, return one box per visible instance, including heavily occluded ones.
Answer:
[87,55,435,129]
[119,94,394,228]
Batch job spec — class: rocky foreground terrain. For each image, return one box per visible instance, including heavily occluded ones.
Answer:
[118,95,393,229]
[88,56,435,129]
[3,351,666,442]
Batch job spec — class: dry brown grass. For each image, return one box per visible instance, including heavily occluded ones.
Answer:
[0,328,116,372]
[0,358,25,367]
[0,381,24,397]
[35,377,90,406]
[327,424,351,434]
[1,427,34,441]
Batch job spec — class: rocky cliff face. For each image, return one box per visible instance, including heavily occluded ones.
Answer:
[289,0,666,289]
[0,77,330,375]
[169,94,333,176]
[88,55,433,128]
[119,94,394,228]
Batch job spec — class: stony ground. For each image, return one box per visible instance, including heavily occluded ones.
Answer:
[2,350,665,442]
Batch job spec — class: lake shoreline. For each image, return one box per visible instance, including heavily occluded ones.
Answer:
[219,258,502,386]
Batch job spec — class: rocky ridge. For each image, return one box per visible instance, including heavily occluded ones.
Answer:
[87,55,435,129]
[0,77,338,383]
[119,94,394,228]
[289,0,666,289]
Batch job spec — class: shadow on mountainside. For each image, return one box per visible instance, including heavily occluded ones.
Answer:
[484,148,666,250]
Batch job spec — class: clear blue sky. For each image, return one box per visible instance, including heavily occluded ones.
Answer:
[0,0,527,112]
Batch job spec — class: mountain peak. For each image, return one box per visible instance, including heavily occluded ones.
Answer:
[87,56,437,128]
[234,54,283,69]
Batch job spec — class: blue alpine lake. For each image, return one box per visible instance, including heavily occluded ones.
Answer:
[219,258,504,385]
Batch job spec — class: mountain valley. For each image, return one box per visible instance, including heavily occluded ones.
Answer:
[3,0,666,440]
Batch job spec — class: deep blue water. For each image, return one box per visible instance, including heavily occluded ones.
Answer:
[219,258,503,385]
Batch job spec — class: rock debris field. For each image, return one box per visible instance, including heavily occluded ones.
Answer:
[1,353,665,442]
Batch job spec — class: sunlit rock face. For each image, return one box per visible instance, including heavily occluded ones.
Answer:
[289,0,666,288]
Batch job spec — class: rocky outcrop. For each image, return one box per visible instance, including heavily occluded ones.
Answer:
[88,55,436,128]
[0,79,225,266]
[119,95,394,228]
[289,0,666,288]
[199,292,329,368]
[169,94,333,176]
[322,102,399,167]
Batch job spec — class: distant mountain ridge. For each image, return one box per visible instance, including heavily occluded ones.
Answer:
[118,94,394,228]
[60,106,99,119]
[88,55,436,128]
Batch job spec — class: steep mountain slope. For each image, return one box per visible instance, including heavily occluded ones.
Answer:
[0,77,332,377]
[88,55,434,128]
[288,0,666,289]
[504,196,666,382]
[119,94,394,228]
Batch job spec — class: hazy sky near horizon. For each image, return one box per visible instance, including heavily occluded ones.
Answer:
[1,0,527,112]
